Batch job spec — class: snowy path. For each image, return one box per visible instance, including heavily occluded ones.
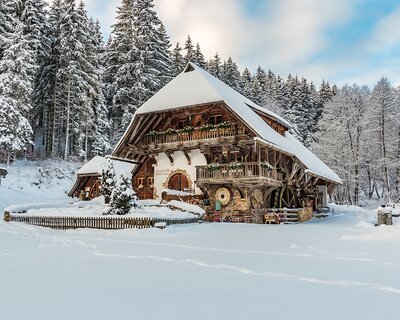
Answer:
[1,215,400,320]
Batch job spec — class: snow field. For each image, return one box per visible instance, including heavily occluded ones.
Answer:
[1,211,400,320]
[1,161,400,320]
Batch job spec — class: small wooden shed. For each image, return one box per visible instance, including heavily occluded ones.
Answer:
[0,167,7,186]
[68,156,136,200]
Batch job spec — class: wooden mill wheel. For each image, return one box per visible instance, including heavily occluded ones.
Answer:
[215,187,231,206]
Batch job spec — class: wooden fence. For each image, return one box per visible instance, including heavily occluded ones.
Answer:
[3,212,199,230]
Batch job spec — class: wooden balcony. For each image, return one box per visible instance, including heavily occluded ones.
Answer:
[196,162,283,185]
[137,123,246,147]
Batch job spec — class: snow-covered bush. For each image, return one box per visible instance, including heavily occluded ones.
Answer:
[110,175,138,215]
[102,173,140,215]
[100,158,115,204]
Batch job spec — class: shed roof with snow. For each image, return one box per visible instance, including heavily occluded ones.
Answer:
[68,156,136,197]
[76,156,135,177]
[114,63,341,184]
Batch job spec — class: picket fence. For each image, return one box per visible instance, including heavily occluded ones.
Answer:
[3,212,199,230]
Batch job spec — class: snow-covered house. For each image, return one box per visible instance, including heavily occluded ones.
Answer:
[68,156,135,200]
[112,63,341,219]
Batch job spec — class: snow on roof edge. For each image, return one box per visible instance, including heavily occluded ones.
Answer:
[77,156,135,177]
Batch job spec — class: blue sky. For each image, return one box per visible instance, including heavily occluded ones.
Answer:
[83,0,400,87]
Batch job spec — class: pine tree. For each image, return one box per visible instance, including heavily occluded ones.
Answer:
[0,24,34,164]
[193,43,206,68]
[154,22,172,86]
[207,53,222,79]
[100,158,115,204]
[239,68,253,99]
[89,20,111,157]
[0,96,32,165]
[184,35,195,63]
[221,57,241,91]
[251,66,267,105]
[102,165,139,215]
[14,0,47,82]
[0,0,17,60]
[111,0,146,131]
[170,42,185,76]
[110,0,171,135]
[57,0,95,159]
[109,174,138,215]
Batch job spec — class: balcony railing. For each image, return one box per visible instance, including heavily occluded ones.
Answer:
[138,123,245,146]
[196,162,283,182]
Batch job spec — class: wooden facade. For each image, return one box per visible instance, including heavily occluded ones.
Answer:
[132,157,155,200]
[68,174,102,200]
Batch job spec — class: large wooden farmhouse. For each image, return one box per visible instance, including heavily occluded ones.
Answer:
[113,63,341,221]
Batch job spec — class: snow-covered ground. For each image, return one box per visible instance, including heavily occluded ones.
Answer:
[2,161,400,319]
[1,210,400,320]
[0,160,78,214]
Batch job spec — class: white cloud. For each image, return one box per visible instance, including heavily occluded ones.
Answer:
[154,0,355,73]
[154,0,246,61]
[368,6,400,52]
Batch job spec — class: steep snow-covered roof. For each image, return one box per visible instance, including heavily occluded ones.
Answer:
[77,156,135,177]
[136,64,291,129]
[115,63,340,184]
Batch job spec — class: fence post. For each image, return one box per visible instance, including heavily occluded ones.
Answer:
[4,211,11,222]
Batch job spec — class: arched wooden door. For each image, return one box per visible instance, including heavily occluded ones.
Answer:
[168,173,189,191]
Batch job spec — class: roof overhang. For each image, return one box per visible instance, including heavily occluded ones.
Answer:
[254,137,341,185]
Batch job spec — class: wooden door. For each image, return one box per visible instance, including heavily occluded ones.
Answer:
[168,173,189,191]
[133,157,155,199]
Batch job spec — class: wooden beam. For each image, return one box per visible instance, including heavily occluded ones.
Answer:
[127,115,147,145]
[290,162,300,180]
[183,149,191,165]
[165,151,174,165]
[131,114,160,146]
[149,155,157,165]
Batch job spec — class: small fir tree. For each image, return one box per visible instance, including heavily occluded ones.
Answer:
[109,174,138,215]
[100,158,115,204]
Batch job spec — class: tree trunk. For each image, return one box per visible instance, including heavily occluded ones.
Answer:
[64,78,71,160]
[51,76,59,158]
[367,167,372,199]
[396,128,400,192]
[84,118,88,162]
[380,102,390,204]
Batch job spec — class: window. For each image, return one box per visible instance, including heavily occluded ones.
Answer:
[137,177,145,188]
[177,119,187,129]
[147,177,154,187]
[209,114,222,125]
[229,150,241,162]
